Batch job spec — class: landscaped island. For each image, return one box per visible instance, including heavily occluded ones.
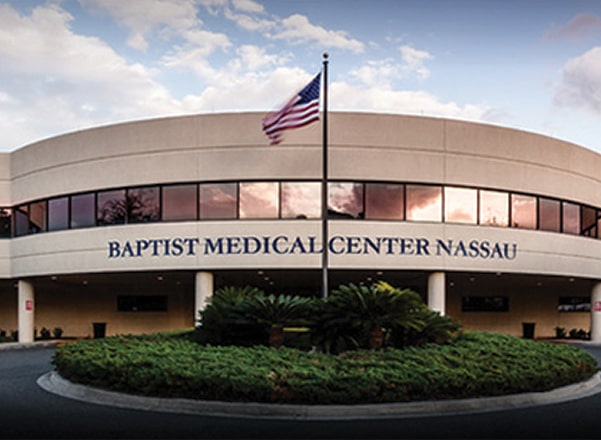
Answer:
[52,282,598,405]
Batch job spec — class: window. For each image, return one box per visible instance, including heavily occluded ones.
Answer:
[444,187,477,224]
[538,198,560,232]
[117,295,168,312]
[328,182,364,219]
[511,194,536,229]
[479,190,508,227]
[406,184,442,222]
[462,296,509,312]
[0,208,11,238]
[558,297,590,312]
[127,187,160,223]
[29,201,46,233]
[562,202,580,235]
[71,193,96,229]
[365,183,404,220]
[97,189,126,226]
[48,197,69,231]
[239,182,279,219]
[281,182,321,219]
[162,184,197,221]
[199,183,237,220]
[581,206,597,238]
[14,205,28,237]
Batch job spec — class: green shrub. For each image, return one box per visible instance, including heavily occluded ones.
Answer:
[52,331,598,405]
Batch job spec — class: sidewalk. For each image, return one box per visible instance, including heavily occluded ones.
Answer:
[0,340,60,351]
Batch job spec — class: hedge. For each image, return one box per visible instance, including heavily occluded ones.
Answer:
[52,331,598,405]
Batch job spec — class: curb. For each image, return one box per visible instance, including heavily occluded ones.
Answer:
[38,371,601,420]
[0,341,59,351]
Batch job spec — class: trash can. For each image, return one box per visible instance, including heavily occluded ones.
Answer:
[92,322,106,339]
[522,322,535,339]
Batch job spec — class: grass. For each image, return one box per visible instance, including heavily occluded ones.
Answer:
[52,330,598,405]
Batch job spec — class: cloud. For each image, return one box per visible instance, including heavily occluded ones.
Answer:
[79,0,200,51]
[545,13,601,41]
[554,47,601,113]
[0,3,181,149]
[272,14,364,54]
[399,45,433,79]
[232,0,265,14]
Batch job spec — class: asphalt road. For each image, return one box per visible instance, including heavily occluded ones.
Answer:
[1,346,601,439]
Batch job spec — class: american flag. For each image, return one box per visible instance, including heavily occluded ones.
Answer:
[262,73,321,145]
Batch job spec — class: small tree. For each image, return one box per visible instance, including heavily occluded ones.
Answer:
[240,294,315,348]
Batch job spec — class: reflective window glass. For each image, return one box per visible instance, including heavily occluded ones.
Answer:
[127,187,160,223]
[562,202,580,235]
[479,190,508,227]
[97,189,126,225]
[406,185,442,222]
[71,193,96,229]
[29,201,47,233]
[281,182,321,219]
[581,206,597,238]
[14,205,28,237]
[365,183,404,220]
[444,187,477,224]
[0,208,11,238]
[239,182,279,219]
[162,184,197,221]
[199,183,237,219]
[328,182,364,219]
[511,194,536,229]
[48,197,69,231]
[538,198,560,232]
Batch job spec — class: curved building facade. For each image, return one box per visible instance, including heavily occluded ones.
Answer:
[1,112,601,342]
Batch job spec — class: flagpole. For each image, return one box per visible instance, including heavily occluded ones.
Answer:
[321,53,329,299]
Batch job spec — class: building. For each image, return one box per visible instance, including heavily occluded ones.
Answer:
[1,112,601,343]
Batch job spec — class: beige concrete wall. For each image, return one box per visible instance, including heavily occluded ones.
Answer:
[35,281,193,338]
[447,287,591,338]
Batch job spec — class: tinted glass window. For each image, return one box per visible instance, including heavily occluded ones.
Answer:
[444,187,477,224]
[239,182,279,219]
[581,206,597,238]
[281,182,321,219]
[511,194,536,229]
[29,201,47,233]
[14,205,29,237]
[199,183,237,219]
[406,185,442,222]
[479,190,508,227]
[127,187,160,223]
[328,182,364,219]
[365,183,404,220]
[71,193,96,229]
[538,198,560,232]
[97,189,126,225]
[162,184,197,221]
[48,197,69,231]
[562,202,580,235]
[0,208,11,238]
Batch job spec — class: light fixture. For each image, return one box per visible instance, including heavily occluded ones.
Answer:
[157,276,164,281]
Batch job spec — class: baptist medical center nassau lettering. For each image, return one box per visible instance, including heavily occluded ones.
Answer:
[2,112,601,342]
[107,236,517,260]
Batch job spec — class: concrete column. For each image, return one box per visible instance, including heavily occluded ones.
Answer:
[428,272,446,315]
[195,271,214,325]
[18,280,35,343]
[590,282,601,342]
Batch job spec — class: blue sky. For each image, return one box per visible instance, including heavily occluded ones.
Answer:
[1,0,601,152]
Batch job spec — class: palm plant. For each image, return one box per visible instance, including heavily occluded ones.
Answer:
[313,282,427,351]
[240,294,315,348]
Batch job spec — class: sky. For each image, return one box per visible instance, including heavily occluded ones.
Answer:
[1,0,601,153]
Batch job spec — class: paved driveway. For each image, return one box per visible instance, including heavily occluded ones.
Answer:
[1,345,601,439]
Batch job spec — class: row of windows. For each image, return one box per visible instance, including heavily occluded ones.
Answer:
[2,181,600,239]
[461,296,590,313]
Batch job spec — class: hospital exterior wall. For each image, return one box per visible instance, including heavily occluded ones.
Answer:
[2,112,601,339]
